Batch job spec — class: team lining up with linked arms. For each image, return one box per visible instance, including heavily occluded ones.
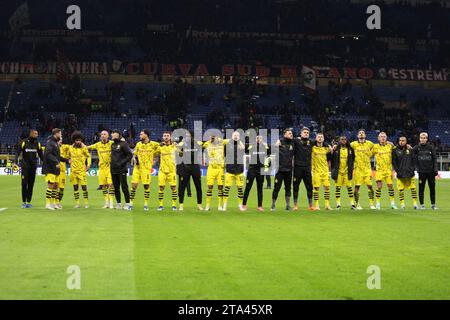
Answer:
[16,126,439,212]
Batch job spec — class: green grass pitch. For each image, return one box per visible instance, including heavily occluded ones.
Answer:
[0,175,449,299]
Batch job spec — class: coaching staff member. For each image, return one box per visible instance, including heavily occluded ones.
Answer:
[16,129,44,208]
[111,129,133,210]
[413,132,439,210]
[292,127,313,210]
[177,132,203,211]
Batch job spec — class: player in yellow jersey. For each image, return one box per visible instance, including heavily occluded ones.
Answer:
[130,129,160,211]
[156,131,178,211]
[203,135,227,211]
[84,130,114,209]
[372,132,397,209]
[222,131,245,211]
[331,135,356,210]
[350,129,376,210]
[311,133,333,210]
[55,139,70,209]
[67,131,91,208]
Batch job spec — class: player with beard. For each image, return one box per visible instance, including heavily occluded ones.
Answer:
[156,132,178,211]
[393,136,418,209]
[42,129,62,210]
[350,129,376,210]
[271,128,294,211]
[130,129,159,210]
[84,130,115,209]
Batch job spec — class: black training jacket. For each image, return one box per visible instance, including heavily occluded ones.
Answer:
[277,138,294,172]
[392,146,415,179]
[42,136,60,175]
[331,144,355,181]
[293,138,313,168]
[110,140,133,174]
[413,143,438,174]
[16,137,44,167]
[247,142,270,173]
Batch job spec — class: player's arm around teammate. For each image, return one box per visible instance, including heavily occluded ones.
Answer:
[331,135,356,210]
[83,130,115,209]
[350,129,376,210]
[310,134,333,211]
[393,136,418,209]
[222,132,245,211]
[373,132,397,210]
[68,131,91,209]
[156,131,178,211]
[176,134,204,211]
[203,136,227,211]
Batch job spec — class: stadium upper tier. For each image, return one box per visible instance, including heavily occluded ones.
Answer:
[0,80,449,147]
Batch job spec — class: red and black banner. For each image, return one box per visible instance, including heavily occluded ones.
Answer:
[0,61,448,81]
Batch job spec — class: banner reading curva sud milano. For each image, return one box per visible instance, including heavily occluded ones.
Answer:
[0,61,448,81]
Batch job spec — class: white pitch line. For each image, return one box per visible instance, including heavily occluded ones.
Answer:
[0,208,7,212]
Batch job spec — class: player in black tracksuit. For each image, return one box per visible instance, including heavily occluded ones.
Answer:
[16,129,44,208]
[413,132,439,210]
[292,127,314,210]
[271,129,294,211]
[242,136,270,210]
[177,134,203,210]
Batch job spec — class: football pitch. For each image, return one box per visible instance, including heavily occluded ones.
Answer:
[0,175,449,300]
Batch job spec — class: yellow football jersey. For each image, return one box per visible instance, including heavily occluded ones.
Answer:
[203,139,227,168]
[158,143,177,174]
[350,140,374,171]
[338,146,349,175]
[59,144,71,173]
[88,140,113,169]
[373,143,394,172]
[68,146,91,173]
[312,145,330,174]
[134,141,160,170]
